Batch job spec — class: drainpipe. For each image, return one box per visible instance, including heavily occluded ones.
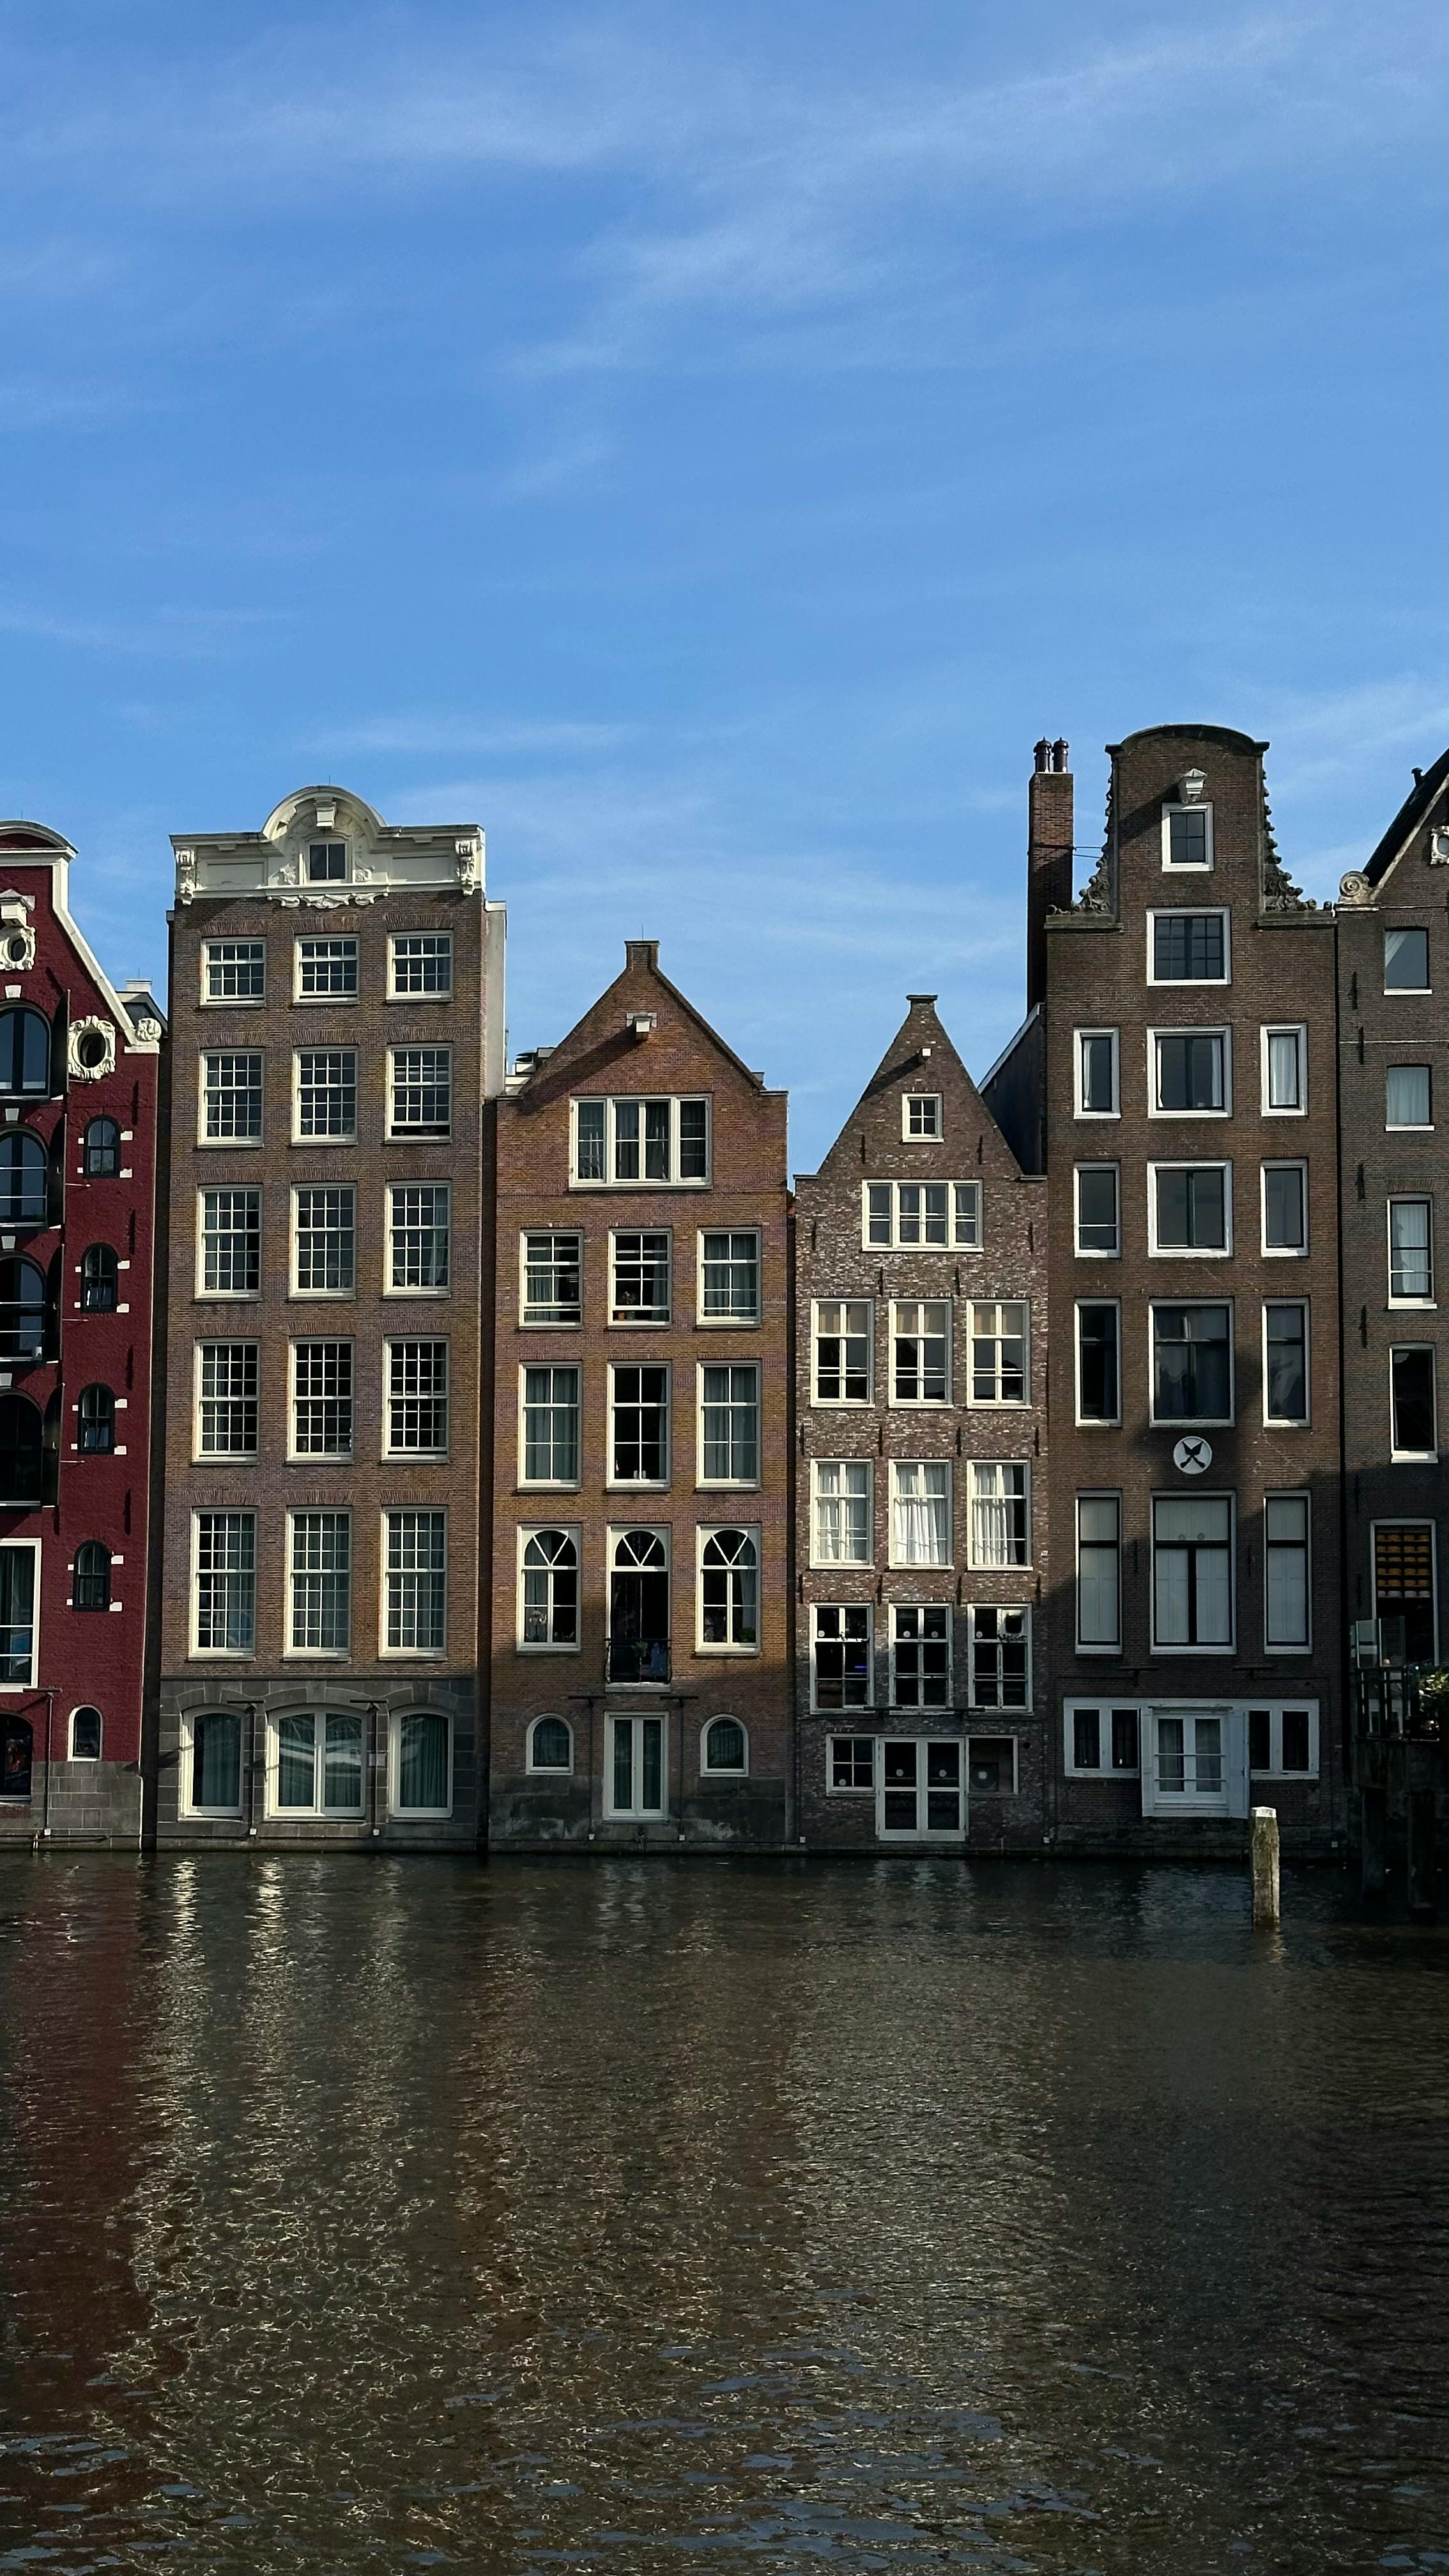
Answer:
[40,1689,54,1841]
[368,1699,381,1839]
[245,1700,258,1839]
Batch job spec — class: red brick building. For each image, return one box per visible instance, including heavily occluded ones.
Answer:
[488,941,791,1848]
[793,997,1048,1850]
[0,822,163,1846]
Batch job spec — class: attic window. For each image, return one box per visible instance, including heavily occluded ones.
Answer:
[307,841,347,884]
[903,1094,942,1140]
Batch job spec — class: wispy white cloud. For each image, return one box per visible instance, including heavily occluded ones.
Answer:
[309,716,644,760]
[0,600,280,656]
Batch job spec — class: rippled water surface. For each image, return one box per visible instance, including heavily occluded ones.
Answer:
[1,1856,1448,2573]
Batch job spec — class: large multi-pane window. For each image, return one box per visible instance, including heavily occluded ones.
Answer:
[1076,1303,1120,1423]
[890,1301,950,1404]
[383,1510,446,1653]
[1263,1302,1308,1424]
[521,1367,580,1484]
[1388,1198,1434,1303]
[291,1340,354,1457]
[1151,1303,1232,1423]
[288,1511,351,1654]
[1075,1165,1120,1256]
[610,1230,671,1324]
[828,1733,875,1789]
[295,1048,358,1142]
[889,1461,951,1567]
[1386,1064,1432,1130]
[1390,1347,1437,1460]
[293,1186,355,1295]
[204,940,264,1002]
[699,1230,760,1320]
[198,1189,261,1296]
[969,1462,1029,1567]
[891,1604,950,1707]
[1372,1523,1436,1664]
[196,1341,259,1457]
[201,1051,263,1142]
[296,935,358,998]
[1151,1163,1229,1254]
[610,1365,669,1484]
[1163,803,1212,868]
[522,1230,582,1325]
[1152,1494,1232,1648]
[1153,1029,1227,1113]
[608,1529,670,1685]
[519,1528,579,1648]
[272,1710,364,1816]
[1077,1495,1121,1648]
[1264,1494,1310,1648]
[186,1709,242,1813]
[0,1009,49,1098]
[864,1182,981,1248]
[969,1301,1028,1405]
[390,931,453,996]
[813,1300,871,1404]
[393,1711,450,1813]
[700,1365,758,1483]
[193,1510,256,1654]
[1150,910,1229,983]
[572,1096,709,1186]
[386,1340,449,1456]
[389,1184,450,1292]
[812,1605,871,1708]
[1067,1701,1139,1774]
[0,1545,37,1683]
[699,1526,758,1649]
[811,1461,871,1565]
[969,1605,1030,1708]
[388,1046,452,1138]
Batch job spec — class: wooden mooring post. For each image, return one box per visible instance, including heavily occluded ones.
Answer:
[1251,1805,1280,1927]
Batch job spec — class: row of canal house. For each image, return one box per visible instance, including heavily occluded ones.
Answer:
[0,721,1445,1864]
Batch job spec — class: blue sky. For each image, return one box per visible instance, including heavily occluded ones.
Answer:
[2,0,1446,1170]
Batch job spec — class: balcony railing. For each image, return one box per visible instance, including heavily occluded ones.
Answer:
[607,1636,671,1686]
[1351,1662,1446,1742]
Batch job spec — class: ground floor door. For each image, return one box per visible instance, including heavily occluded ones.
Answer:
[877,1738,965,1840]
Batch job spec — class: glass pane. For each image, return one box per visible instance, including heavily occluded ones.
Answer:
[194,1710,240,1810]
[323,1713,364,1813]
[276,1713,316,1809]
[1386,1064,1430,1127]
[397,1713,447,1811]
[613,1720,632,1810]
[641,1717,663,1811]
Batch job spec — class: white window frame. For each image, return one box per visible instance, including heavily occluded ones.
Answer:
[305,837,350,886]
[1263,1490,1312,1653]
[889,1298,953,1406]
[1140,1703,1246,1817]
[1062,1697,1141,1778]
[1160,801,1215,871]
[966,1299,1030,1409]
[379,1512,448,1660]
[383,1338,450,1460]
[1261,1024,1308,1117]
[516,1524,582,1655]
[603,1708,670,1820]
[1147,1298,1234,1429]
[1261,1300,1310,1429]
[387,931,454,1001]
[178,1705,245,1816]
[1074,1027,1119,1119]
[809,1460,873,1570]
[1247,1699,1320,1779]
[811,1297,874,1407]
[607,1361,671,1490]
[700,1715,749,1777]
[1147,1160,1232,1258]
[194,1338,260,1462]
[68,1706,102,1761]
[696,1524,761,1655]
[263,1707,364,1818]
[1388,1197,1435,1307]
[1147,1025,1231,1119]
[887,1460,953,1570]
[1371,1518,1439,1664]
[888,1604,953,1712]
[386,1182,451,1298]
[293,933,358,1002]
[388,1708,454,1819]
[1147,908,1232,986]
[189,1509,256,1659]
[0,1537,41,1689]
[1075,1492,1122,1653]
[289,1183,356,1300]
[696,1363,760,1490]
[292,1046,358,1146]
[201,939,266,1007]
[1150,1491,1236,1655]
[569,1095,712,1190]
[288,1337,355,1462]
[1261,1160,1309,1259]
[696,1226,761,1325]
[526,1714,575,1773]
[875,1736,965,1841]
[1385,1064,1433,1132]
[901,1092,942,1140]
[862,1181,981,1252]
[965,1604,1031,1712]
[284,1510,352,1659]
[1073,1163,1120,1259]
[608,1227,672,1328]
[825,1733,877,1794]
[386,1045,453,1141]
[1075,1298,1121,1427]
[1390,1345,1438,1463]
[1384,924,1431,994]
[811,1604,874,1713]
[198,1048,263,1147]
[967,1460,1031,1570]
[518,1363,581,1489]
[520,1228,583,1328]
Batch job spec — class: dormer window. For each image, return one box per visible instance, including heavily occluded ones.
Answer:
[1162,804,1214,870]
[307,841,348,884]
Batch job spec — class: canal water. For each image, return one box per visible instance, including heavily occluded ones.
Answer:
[1,1858,1446,2573]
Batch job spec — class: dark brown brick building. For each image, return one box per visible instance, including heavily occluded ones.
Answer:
[986,728,1347,1854]
[153,785,505,1847]
[487,940,791,1848]
[793,998,1048,1850]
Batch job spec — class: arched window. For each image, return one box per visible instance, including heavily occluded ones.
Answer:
[78,1385,116,1454]
[70,1706,102,1761]
[188,1708,241,1814]
[700,1528,759,1650]
[0,1132,47,1225]
[1,1717,32,1798]
[0,1008,50,1097]
[392,1711,451,1816]
[703,1716,747,1775]
[82,1117,120,1178]
[0,1394,43,1502]
[608,1528,669,1683]
[528,1715,573,1772]
[521,1528,578,1648]
[80,1245,118,1313]
[73,1541,111,1611]
[0,1256,46,1360]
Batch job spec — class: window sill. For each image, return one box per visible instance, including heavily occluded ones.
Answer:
[516,1642,582,1656]
[695,1315,761,1330]
[519,1317,583,1330]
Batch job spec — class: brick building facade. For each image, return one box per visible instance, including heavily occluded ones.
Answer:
[153,786,504,1848]
[986,728,1347,1855]
[0,822,163,1848]
[487,941,791,1848]
[793,997,1048,1850]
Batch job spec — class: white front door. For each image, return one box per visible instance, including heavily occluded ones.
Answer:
[1141,1706,1247,1816]
[606,1713,668,1819]
[877,1738,965,1841]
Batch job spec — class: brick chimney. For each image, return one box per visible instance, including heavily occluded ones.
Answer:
[1026,737,1073,1011]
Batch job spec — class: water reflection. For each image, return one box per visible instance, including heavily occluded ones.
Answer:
[0,1856,1446,2571]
